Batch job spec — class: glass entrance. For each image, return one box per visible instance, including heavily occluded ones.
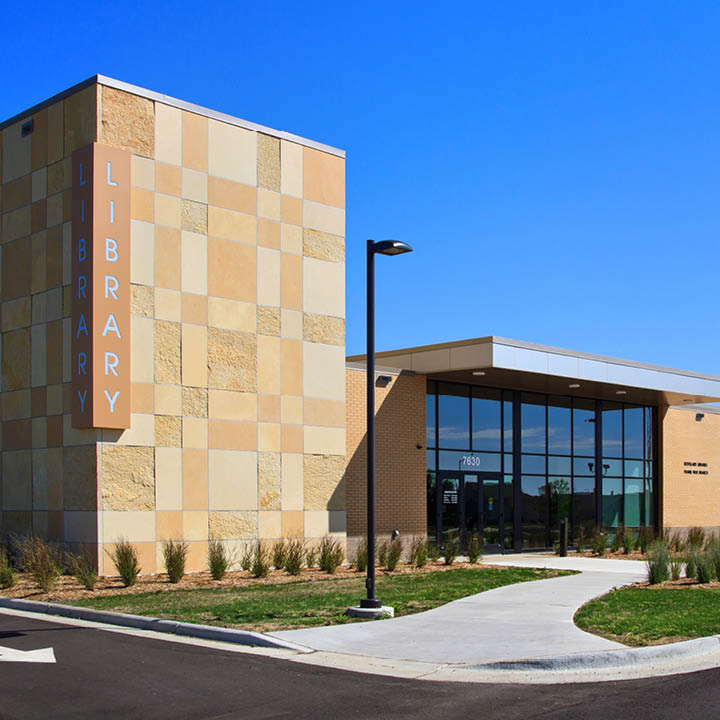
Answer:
[437,471,505,553]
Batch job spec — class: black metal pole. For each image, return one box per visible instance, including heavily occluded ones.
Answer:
[362,240,381,608]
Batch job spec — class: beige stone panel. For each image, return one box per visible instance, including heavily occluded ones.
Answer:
[182,447,208,510]
[154,320,180,384]
[62,222,72,285]
[101,87,154,157]
[62,445,97,511]
[3,390,31,421]
[208,328,257,391]
[257,306,280,336]
[2,120,31,182]
[281,511,304,538]
[281,452,303,511]
[183,387,208,417]
[209,511,257,540]
[61,414,99,446]
[156,163,181,196]
[280,253,302,310]
[3,205,31,242]
[208,450,258,510]
[258,423,281,452]
[303,200,345,236]
[181,200,208,233]
[116,413,155,446]
[280,140,303,198]
[182,111,207,172]
[207,206,256,244]
[183,510,209,541]
[255,247,280,308]
[131,284,154,318]
[257,134,280,191]
[281,395,303,426]
[2,297,31,331]
[47,100,64,164]
[304,454,345,511]
[155,447,182,510]
[182,324,207,387]
[303,313,344,346]
[257,335,281,395]
[208,420,256,451]
[0,328,28,391]
[101,445,154,510]
[31,324,47,387]
[303,342,346,402]
[207,237,256,303]
[181,231,208,295]
[257,188,281,220]
[131,383,154,415]
[154,226,181,289]
[208,176,256,214]
[2,450,32,510]
[207,297,256,332]
[303,147,345,208]
[62,317,72,383]
[258,511,281,539]
[131,155,155,191]
[64,512,98,543]
[182,168,208,203]
[155,415,182,447]
[181,292,207,325]
[185,541,208,573]
[304,398,345,428]
[31,232,48,297]
[130,220,155,286]
[208,390,256,421]
[304,511,331,538]
[183,418,208,449]
[156,193,182,229]
[303,257,345,317]
[280,223,303,254]
[280,309,303,340]
[32,449,49,508]
[303,229,344,263]
[155,102,182,165]
[258,452,281,510]
[32,167,48,202]
[258,395,280,423]
[156,511,182,542]
[129,316,153,383]
[281,195,302,226]
[155,288,181,322]
[304,427,346,456]
[208,119,256,185]
[102,511,156,543]
[131,188,154,223]
[32,417,47,449]
[47,384,64,416]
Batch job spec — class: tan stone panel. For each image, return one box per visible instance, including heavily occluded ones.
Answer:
[31,387,47,418]
[2,205,31,243]
[155,193,182,228]
[281,425,303,454]
[1,297,31,331]
[46,321,63,386]
[46,384,64,416]
[3,389,30,421]
[181,292,207,325]
[182,448,208,510]
[131,383,154,414]
[257,134,280,191]
[102,511,156,544]
[280,140,303,198]
[257,305,280,336]
[303,313,344,346]
[304,398,344,428]
[155,415,182,447]
[155,288,181,322]
[46,226,63,289]
[157,511,182,542]
[62,445,97,511]
[181,231,208,295]
[258,511,282,539]
[281,395,303,425]
[257,188,281,220]
[181,168,207,203]
[101,445,154,511]
[207,297,256,332]
[2,236,31,301]
[207,327,257,392]
[182,111,207,172]
[46,101,64,164]
[208,176,256,214]
[31,231,48,295]
[31,199,47,233]
[281,195,302,226]
[303,200,345,236]
[258,423,281,452]
[303,342,345,402]
[303,229,344,263]
[258,219,280,250]
[257,335,281,395]
[209,420,257,451]
[280,308,303,340]
[303,454,345,510]
[155,384,182,416]
[30,108,48,172]
[3,328,30,390]
[32,417,48,450]
[154,320,181,384]
[182,324,207,387]
[207,236,256,302]
[181,199,208,233]
[63,85,98,157]
[2,450,32,510]
[131,155,155,191]
[257,247,280,306]
[155,227,181,289]
[101,87,154,157]
[281,339,302,396]
[131,220,155,286]
[281,452,303,511]
[208,449,258,510]
[2,121,31,184]
[115,413,155,447]
[131,316,154,383]
[2,511,32,536]
[258,394,281,423]
[183,510,209,541]
[156,162,181,196]
[208,390,256,421]
[183,387,208,417]
[131,284,154,318]
[131,187,154,223]
[209,511,257,539]
[207,206,256,244]
[47,159,68,196]
[280,253,302,310]
[303,257,345,317]
[303,147,344,208]
[208,120,256,185]
[2,175,31,212]
[281,511,303,538]
[32,167,48,202]
[155,103,182,166]
[304,426,345,456]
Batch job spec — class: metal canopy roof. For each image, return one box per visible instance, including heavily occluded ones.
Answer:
[347,336,720,406]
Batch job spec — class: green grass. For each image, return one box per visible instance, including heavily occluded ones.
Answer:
[71,567,569,633]
[575,586,720,646]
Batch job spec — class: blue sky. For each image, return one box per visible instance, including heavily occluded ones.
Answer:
[3,1,719,373]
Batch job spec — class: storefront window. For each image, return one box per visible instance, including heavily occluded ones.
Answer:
[472,387,501,452]
[437,384,468,449]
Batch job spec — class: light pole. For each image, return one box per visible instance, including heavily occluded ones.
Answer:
[360,239,413,611]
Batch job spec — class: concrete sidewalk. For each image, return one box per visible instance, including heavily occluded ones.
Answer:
[269,554,647,665]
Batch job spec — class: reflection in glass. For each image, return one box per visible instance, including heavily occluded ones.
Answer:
[503,453,513,474]
[573,476,595,538]
[549,475,571,529]
[624,460,643,478]
[427,471,437,542]
[438,387,469,449]
[624,477,642,527]
[522,454,546,474]
[504,399,513,452]
[439,451,501,472]
[602,477,622,527]
[548,398,571,455]
[602,403,623,457]
[624,406,644,459]
[521,475,547,548]
[521,394,546,453]
[574,457,595,477]
[440,474,460,544]
[644,476,654,526]
[426,392,436,449]
[602,458,622,477]
[573,399,596,456]
[548,455,572,475]
[472,388,501,452]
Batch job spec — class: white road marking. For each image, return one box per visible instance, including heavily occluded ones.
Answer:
[0,644,56,663]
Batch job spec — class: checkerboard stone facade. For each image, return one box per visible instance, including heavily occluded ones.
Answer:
[0,77,347,574]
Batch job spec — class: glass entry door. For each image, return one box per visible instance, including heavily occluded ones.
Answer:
[436,471,505,553]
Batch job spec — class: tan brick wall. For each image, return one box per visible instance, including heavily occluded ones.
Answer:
[661,406,720,534]
[1,78,347,574]
[345,367,426,553]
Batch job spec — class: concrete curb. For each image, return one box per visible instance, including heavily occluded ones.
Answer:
[0,597,313,653]
[469,635,720,672]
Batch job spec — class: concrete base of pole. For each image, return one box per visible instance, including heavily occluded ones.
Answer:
[345,605,395,620]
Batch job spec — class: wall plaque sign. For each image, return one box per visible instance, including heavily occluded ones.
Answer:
[684,461,709,476]
[72,143,131,429]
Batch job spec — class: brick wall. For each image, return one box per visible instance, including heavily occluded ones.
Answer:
[345,367,426,553]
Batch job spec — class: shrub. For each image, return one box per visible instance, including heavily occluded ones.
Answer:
[386,538,403,572]
[251,541,270,578]
[466,534,481,564]
[318,535,344,574]
[409,536,428,568]
[19,536,62,592]
[443,537,459,566]
[428,542,440,562]
[622,531,634,555]
[208,539,231,581]
[305,546,318,569]
[271,540,287,571]
[646,541,670,585]
[108,537,141,587]
[352,538,368,573]
[687,526,706,551]
[591,529,607,556]
[377,540,389,568]
[69,550,98,591]
[240,543,254,572]
[575,525,587,553]
[163,539,188,583]
[685,551,697,579]
[711,546,720,582]
[670,557,683,581]
[638,527,654,555]
[283,538,304,576]
[696,553,714,584]
[0,548,15,589]
[610,532,622,554]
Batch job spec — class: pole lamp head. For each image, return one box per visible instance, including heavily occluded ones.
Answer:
[370,240,413,256]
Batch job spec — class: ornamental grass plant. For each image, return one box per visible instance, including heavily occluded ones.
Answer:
[352,538,368,573]
[466,534,482,564]
[386,538,403,571]
[409,536,428,568]
[271,540,287,571]
[18,535,62,592]
[443,537,459,566]
[646,541,670,585]
[108,537,141,587]
[318,535,344,574]
[208,539,231,580]
[283,538,304,576]
[69,549,98,591]
[0,547,15,589]
[163,539,188,583]
[696,553,714,584]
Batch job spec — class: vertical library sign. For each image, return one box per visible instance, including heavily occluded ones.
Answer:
[72,144,131,429]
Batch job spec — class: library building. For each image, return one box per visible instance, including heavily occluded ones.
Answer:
[1,75,719,574]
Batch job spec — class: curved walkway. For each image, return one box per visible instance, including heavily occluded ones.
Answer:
[269,554,647,665]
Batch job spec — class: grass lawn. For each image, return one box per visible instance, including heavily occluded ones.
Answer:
[575,586,720,646]
[71,566,569,633]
